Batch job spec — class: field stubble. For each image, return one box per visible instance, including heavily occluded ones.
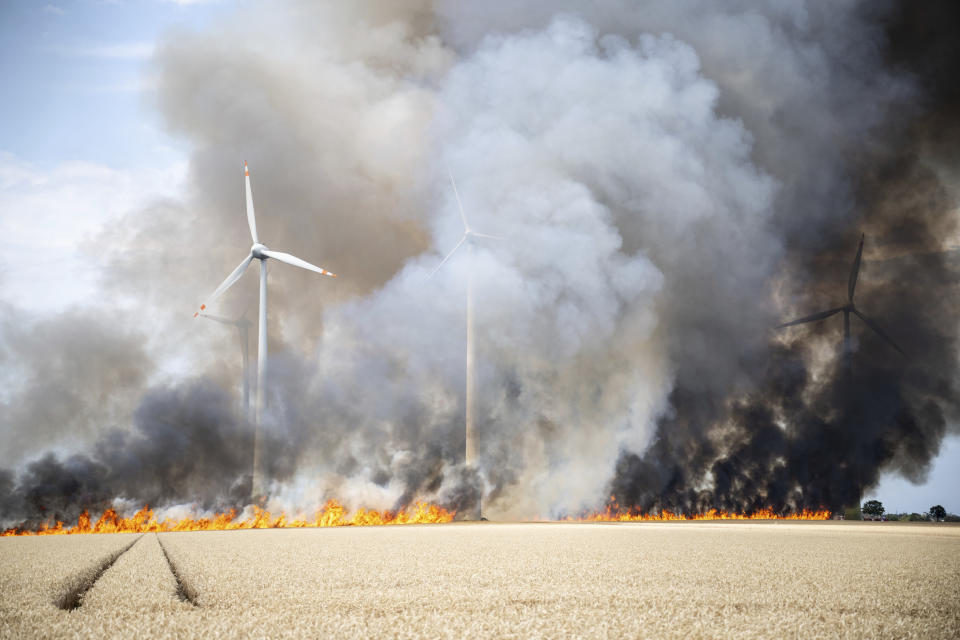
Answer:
[1,521,958,639]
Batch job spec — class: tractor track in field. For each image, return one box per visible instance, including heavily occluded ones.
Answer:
[157,534,198,607]
[56,535,143,610]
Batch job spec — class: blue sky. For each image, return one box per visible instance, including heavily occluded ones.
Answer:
[0,0,226,169]
[864,436,960,515]
[0,0,956,515]
[0,0,226,309]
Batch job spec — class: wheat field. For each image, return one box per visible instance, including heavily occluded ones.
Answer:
[1,521,958,639]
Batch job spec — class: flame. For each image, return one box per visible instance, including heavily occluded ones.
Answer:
[1,500,456,536]
[1,498,834,536]
[568,498,831,522]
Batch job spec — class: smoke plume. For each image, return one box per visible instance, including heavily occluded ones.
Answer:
[2,0,958,525]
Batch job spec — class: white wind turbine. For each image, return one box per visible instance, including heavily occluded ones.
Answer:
[431,170,500,518]
[195,161,337,499]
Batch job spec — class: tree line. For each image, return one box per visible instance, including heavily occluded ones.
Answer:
[850,501,954,522]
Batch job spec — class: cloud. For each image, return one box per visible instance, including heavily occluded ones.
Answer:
[42,4,65,16]
[161,0,224,5]
[60,42,155,60]
[0,151,187,312]
[84,74,159,94]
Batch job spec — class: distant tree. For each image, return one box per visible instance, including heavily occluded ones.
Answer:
[843,506,862,520]
[929,505,947,522]
[862,500,885,520]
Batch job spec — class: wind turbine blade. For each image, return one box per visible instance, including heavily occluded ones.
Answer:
[470,232,503,240]
[448,168,470,232]
[776,307,844,328]
[195,255,253,317]
[429,234,466,278]
[261,249,337,277]
[244,161,259,244]
[848,233,864,302]
[199,313,235,325]
[851,308,905,356]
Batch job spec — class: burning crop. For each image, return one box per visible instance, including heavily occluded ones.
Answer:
[1,501,455,537]
[570,505,832,522]
[2,500,833,537]
[564,497,831,521]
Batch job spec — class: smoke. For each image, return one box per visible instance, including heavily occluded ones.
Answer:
[2,0,958,525]
[609,0,960,513]
[0,305,152,467]
[1,381,252,526]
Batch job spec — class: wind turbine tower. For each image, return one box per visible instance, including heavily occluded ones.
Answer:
[196,162,337,499]
[431,170,499,518]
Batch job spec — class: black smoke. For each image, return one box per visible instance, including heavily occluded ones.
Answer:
[0,382,254,527]
[610,0,960,513]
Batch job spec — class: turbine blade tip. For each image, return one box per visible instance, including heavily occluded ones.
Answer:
[194,312,199,318]
[201,304,206,310]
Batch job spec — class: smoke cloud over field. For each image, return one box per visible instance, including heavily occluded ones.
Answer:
[2,1,959,525]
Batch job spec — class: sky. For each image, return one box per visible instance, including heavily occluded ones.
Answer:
[0,0,957,517]
[0,0,222,310]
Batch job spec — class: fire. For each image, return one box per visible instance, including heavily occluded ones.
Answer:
[1,499,833,536]
[0,500,456,536]
[569,498,831,522]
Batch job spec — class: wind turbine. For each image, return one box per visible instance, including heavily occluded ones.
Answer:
[199,310,252,422]
[776,234,905,507]
[776,234,905,383]
[431,170,499,518]
[195,161,337,499]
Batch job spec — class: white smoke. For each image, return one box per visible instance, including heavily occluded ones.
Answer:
[259,14,778,518]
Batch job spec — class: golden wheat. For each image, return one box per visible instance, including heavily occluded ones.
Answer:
[1,522,957,639]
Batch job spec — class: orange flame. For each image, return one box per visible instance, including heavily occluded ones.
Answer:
[1,500,456,536]
[1,499,833,536]
[567,498,831,522]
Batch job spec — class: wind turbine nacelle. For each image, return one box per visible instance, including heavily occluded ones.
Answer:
[251,243,269,259]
